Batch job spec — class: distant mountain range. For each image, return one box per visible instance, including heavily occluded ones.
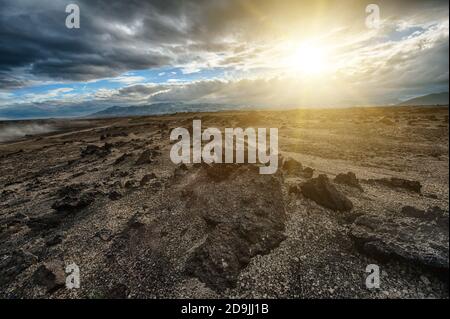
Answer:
[0,104,106,120]
[1,93,448,120]
[0,105,61,120]
[0,102,242,120]
[91,94,450,118]
[87,103,239,118]
[397,92,449,106]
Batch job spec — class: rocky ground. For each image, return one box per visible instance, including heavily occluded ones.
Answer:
[0,106,448,299]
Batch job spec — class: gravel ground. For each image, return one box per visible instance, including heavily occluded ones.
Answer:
[0,106,448,299]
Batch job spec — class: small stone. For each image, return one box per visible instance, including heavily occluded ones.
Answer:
[420,275,431,286]
[45,234,63,247]
[135,149,153,165]
[108,190,122,200]
[124,180,135,189]
[32,261,65,292]
[140,173,157,186]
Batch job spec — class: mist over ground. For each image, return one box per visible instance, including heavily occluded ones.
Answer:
[0,123,54,143]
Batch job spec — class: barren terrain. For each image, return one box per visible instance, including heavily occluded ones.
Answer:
[0,106,448,299]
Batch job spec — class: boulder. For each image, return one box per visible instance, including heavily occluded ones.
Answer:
[301,174,353,212]
[367,177,422,193]
[0,250,38,286]
[400,206,449,229]
[27,213,64,232]
[135,149,160,165]
[51,184,97,213]
[301,167,314,179]
[334,172,363,191]
[135,149,153,165]
[32,261,65,292]
[185,165,286,290]
[281,157,303,174]
[350,207,449,271]
[81,143,112,157]
[140,173,157,186]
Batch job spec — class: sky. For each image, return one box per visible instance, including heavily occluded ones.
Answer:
[0,0,449,118]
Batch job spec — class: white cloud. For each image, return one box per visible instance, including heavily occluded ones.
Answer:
[21,87,74,103]
[108,75,146,85]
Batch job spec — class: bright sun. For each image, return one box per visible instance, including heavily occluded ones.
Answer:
[285,43,328,76]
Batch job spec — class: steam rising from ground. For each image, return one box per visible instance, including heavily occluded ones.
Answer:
[0,123,54,142]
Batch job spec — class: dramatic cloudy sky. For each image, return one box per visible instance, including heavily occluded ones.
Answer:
[0,0,448,117]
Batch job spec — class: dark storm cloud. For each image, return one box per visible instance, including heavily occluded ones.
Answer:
[0,0,261,87]
[0,0,202,86]
[0,72,29,90]
[0,0,448,92]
